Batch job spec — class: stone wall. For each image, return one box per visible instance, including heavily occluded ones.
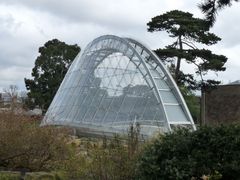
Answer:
[205,85,240,125]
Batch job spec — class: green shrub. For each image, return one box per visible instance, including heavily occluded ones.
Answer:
[136,125,240,180]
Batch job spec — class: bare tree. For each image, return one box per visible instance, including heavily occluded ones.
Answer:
[3,85,19,111]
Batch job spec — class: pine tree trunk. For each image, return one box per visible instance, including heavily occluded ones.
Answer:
[175,35,182,84]
[200,89,206,126]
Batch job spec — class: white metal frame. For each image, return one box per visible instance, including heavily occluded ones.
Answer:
[43,35,196,136]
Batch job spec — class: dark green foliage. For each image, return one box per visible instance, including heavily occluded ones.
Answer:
[148,10,227,91]
[148,10,220,45]
[25,39,80,112]
[199,0,239,26]
[136,125,240,179]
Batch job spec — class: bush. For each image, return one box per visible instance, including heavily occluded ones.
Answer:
[82,136,135,179]
[136,125,240,180]
[24,172,61,180]
[0,171,64,180]
[0,113,144,179]
[0,171,21,180]
[79,124,142,179]
[0,113,73,172]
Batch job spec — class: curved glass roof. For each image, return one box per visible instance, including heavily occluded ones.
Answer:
[42,35,196,136]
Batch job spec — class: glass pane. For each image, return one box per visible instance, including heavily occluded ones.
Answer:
[165,105,188,123]
[160,91,178,104]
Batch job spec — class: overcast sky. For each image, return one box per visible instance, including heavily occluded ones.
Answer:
[0,0,239,91]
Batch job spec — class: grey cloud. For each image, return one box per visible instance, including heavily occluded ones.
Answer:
[0,12,40,90]
[0,66,31,90]
[0,15,28,68]
[0,0,205,37]
[0,14,22,31]
[0,31,36,69]
[211,3,240,48]
[0,0,202,32]
[0,0,152,30]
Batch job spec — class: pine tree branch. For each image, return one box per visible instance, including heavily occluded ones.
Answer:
[181,41,197,50]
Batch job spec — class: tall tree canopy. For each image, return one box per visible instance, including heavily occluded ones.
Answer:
[25,39,80,111]
[199,0,239,26]
[147,10,227,91]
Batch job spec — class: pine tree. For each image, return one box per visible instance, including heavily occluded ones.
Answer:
[147,10,227,92]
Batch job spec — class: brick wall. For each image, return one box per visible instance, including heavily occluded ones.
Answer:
[205,85,240,125]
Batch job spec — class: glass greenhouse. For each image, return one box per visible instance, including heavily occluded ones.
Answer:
[42,35,196,137]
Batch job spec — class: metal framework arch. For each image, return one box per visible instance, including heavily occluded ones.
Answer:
[126,37,196,130]
[43,35,196,137]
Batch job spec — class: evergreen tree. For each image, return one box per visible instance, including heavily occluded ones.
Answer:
[25,39,80,112]
[147,10,227,92]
